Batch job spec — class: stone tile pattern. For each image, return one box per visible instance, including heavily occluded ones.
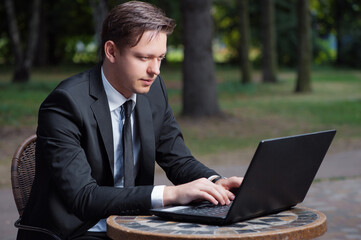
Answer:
[107,207,326,239]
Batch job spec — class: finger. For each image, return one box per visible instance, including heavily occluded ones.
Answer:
[218,177,243,190]
[198,191,219,205]
[214,184,231,204]
[225,189,235,201]
[211,180,238,204]
[229,177,243,187]
[200,183,226,205]
[194,179,229,205]
[181,179,223,205]
[207,183,232,205]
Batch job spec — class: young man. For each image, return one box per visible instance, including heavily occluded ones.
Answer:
[17,1,242,239]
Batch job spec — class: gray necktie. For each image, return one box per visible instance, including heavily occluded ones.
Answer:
[123,100,134,187]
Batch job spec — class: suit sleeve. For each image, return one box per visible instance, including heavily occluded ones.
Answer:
[36,88,153,221]
[153,77,218,185]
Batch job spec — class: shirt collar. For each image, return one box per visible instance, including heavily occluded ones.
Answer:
[101,66,136,112]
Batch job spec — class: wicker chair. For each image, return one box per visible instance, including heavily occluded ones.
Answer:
[11,135,61,240]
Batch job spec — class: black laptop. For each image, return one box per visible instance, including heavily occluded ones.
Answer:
[151,130,336,225]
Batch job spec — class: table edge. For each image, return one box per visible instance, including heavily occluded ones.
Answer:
[106,206,327,240]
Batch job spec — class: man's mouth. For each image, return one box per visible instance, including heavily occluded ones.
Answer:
[140,78,154,86]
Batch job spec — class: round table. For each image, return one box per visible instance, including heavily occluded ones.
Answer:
[106,207,326,240]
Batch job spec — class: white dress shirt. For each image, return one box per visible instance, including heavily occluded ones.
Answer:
[88,68,164,232]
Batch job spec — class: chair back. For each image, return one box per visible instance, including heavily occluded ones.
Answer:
[11,134,37,216]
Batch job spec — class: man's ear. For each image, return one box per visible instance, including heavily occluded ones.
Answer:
[104,40,117,63]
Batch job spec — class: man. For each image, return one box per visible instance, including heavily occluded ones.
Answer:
[17,1,242,239]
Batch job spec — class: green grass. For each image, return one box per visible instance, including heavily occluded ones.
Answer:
[0,65,89,126]
[163,66,361,156]
[0,82,57,126]
[1,65,360,157]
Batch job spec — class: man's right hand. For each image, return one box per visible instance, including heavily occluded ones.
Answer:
[163,178,236,206]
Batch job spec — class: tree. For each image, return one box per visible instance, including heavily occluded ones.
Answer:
[310,0,361,68]
[90,0,108,58]
[295,0,312,92]
[333,0,361,67]
[181,0,221,117]
[334,0,343,66]
[261,0,277,83]
[275,0,297,67]
[238,0,252,84]
[4,0,41,83]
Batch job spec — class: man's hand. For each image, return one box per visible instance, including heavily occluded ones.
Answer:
[163,177,243,206]
[214,176,243,191]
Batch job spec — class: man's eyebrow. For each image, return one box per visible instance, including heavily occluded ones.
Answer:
[133,51,167,57]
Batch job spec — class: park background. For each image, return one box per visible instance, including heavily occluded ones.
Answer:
[0,0,361,239]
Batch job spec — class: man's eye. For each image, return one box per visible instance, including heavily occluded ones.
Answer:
[139,56,165,61]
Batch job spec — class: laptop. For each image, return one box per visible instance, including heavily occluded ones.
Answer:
[151,129,336,225]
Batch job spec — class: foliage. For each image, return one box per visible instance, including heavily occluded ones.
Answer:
[1,0,361,68]
[213,0,361,68]
[275,0,297,67]
[0,33,10,64]
[0,0,33,64]
[310,0,361,67]
[213,0,241,63]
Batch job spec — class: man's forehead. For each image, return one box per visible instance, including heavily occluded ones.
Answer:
[130,31,167,52]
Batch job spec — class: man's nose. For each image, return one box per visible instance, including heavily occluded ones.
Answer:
[147,59,161,76]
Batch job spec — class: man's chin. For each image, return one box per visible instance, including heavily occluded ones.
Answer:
[135,86,152,95]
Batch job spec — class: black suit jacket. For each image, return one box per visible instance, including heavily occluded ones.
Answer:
[18,64,218,239]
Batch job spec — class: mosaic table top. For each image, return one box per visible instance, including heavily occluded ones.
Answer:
[107,206,326,240]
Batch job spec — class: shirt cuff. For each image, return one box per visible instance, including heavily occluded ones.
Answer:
[151,185,165,208]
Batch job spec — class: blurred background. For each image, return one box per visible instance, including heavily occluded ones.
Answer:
[1,0,361,239]
[0,0,360,184]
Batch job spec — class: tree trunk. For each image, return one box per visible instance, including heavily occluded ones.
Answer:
[261,0,277,83]
[4,0,41,83]
[34,5,47,66]
[295,0,312,93]
[335,0,343,66]
[181,0,221,117]
[25,0,42,70]
[90,0,108,58]
[4,0,25,82]
[238,0,252,84]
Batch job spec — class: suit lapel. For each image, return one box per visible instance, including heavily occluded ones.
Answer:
[89,65,115,176]
[87,64,156,184]
[135,94,155,185]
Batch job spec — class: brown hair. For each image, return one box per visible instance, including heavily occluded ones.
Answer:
[101,1,176,58]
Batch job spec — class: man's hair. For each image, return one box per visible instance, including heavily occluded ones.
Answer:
[101,1,176,58]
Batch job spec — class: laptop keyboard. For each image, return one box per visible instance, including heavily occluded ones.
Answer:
[176,202,232,217]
